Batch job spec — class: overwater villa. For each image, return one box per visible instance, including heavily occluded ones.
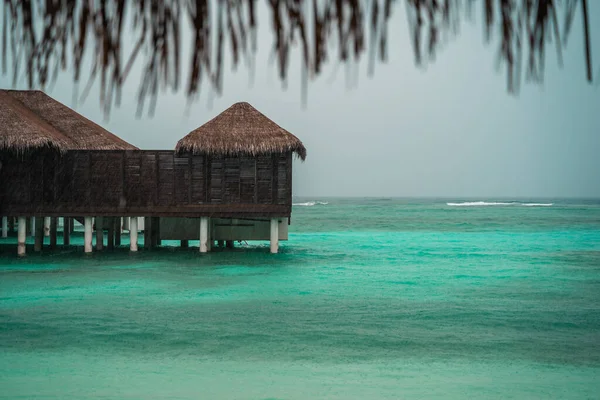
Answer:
[0,90,306,256]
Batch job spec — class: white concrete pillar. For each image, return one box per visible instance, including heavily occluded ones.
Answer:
[84,217,93,253]
[129,217,138,252]
[95,217,104,251]
[270,218,279,254]
[17,217,26,256]
[199,217,209,253]
[1,216,7,238]
[44,217,51,237]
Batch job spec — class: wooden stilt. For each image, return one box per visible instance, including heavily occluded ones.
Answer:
[49,217,58,249]
[95,217,104,250]
[1,216,7,238]
[114,218,121,246]
[270,218,279,254]
[226,240,234,249]
[29,217,35,237]
[9,217,15,234]
[129,217,138,252]
[84,217,93,253]
[107,217,115,250]
[150,217,159,247]
[70,218,75,232]
[207,221,212,252]
[17,217,26,256]
[148,218,154,248]
[181,240,189,248]
[34,216,44,252]
[217,240,224,248]
[63,217,71,246]
[144,217,152,249]
[156,217,161,246]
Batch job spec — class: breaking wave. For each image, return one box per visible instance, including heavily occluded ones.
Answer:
[293,201,329,206]
[447,201,553,207]
[447,201,516,207]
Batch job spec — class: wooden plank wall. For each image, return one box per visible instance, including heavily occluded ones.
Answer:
[0,150,293,217]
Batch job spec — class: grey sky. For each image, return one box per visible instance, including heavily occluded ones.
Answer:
[2,2,599,198]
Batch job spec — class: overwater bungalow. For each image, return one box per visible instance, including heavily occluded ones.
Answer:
[0,90,306,256]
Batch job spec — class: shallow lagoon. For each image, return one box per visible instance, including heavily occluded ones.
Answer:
[1,199,599,399]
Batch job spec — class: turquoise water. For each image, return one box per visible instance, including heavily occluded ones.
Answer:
[1,198,600,399]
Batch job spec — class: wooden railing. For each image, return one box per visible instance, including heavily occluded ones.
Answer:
[0,150,292,218]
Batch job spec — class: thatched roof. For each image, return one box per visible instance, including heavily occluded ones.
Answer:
[176,102,306,160]
[0,89,137,153]
[0,90,72,153]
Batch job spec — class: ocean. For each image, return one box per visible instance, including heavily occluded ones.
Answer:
[1,198,599,399]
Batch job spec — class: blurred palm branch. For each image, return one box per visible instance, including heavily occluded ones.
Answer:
[0,0,594,116]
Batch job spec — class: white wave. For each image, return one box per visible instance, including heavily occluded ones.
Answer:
[446,201,516,207]
[293,201,316,206]
[447,201,553,207]
[293,201,329,206]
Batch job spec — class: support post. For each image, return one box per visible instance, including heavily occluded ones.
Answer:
[29,217,35,237]
[270,218,279,254]
[207,221,212,252]
[226,240,234,249]
[129,217,138,252]
[154,217,161,246]
[34,217,44,252]
[17,216,26,256]
[84,217,93,253]
[107,217,115,250]
[114,218,121,247]
[217,240,224,248]
[49,217,58,249]
[144,217,151,249]
[200,217,209,253]
[63,217,71,246]
[95,217,104,251]
[181,240,189,248]
[1,216,7,238]
[44,217,51,237]
[148,217,159,247]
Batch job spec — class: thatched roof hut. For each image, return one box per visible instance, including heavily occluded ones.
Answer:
[0,89,137,153]
[175,102,306,160]
[0,90,72,152]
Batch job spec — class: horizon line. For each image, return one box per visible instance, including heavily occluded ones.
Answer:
[292,195,600,200]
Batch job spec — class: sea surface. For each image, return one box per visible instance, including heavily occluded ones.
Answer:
[1,198,600,399]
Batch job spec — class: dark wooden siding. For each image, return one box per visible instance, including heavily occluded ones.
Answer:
[0,150,293,218]
[174,154,190,205]
[190,155,206,204]
[256,155,273,204]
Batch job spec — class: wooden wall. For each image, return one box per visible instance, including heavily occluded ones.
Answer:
[0,150,292,218]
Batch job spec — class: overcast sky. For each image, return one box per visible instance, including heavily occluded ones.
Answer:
[2,2,599,198]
